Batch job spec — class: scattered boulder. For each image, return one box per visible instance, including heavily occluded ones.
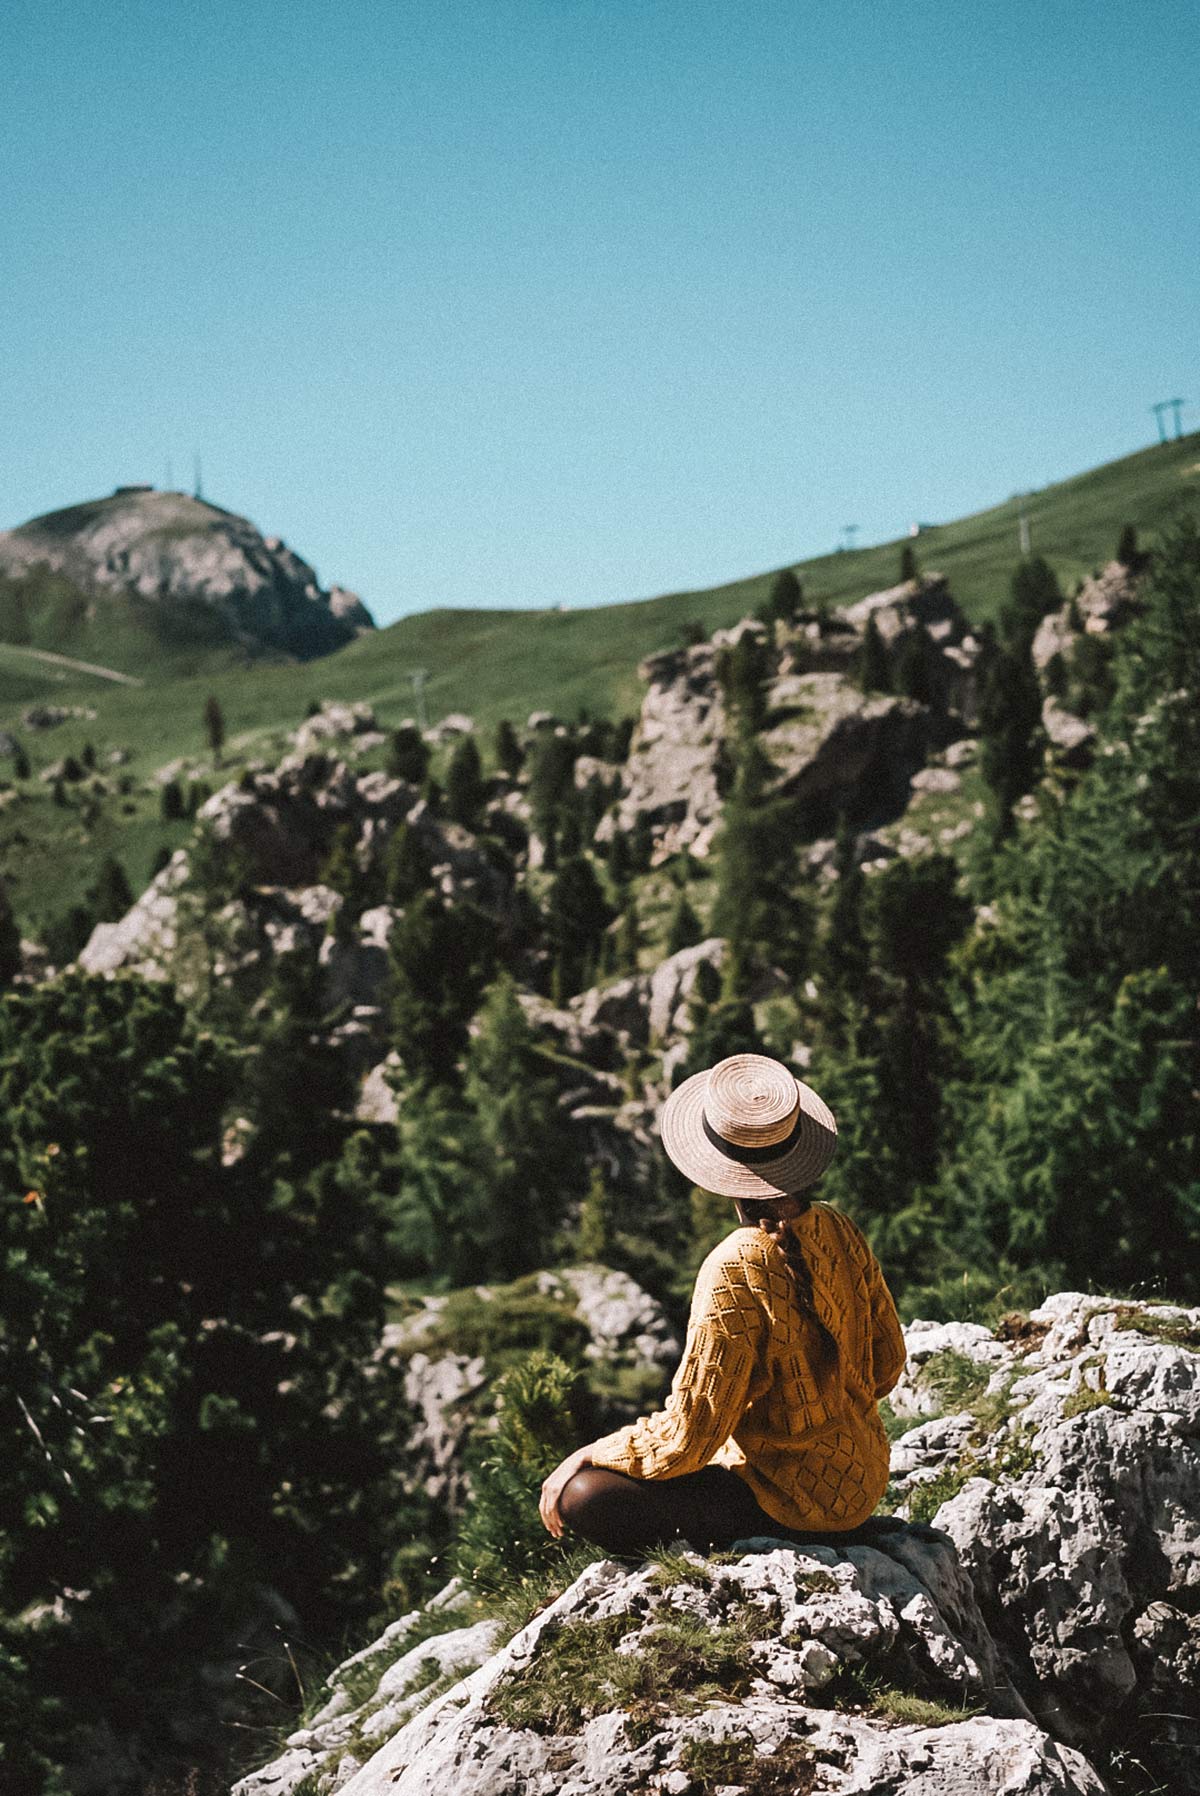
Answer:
[21,704,97,730]
[1041,698,1096,768]
[292,701,381,753]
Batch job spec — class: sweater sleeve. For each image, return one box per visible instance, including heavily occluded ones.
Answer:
[863,1241,906,1398]
[589,1243,766,1481]
[824,1205,906,1399]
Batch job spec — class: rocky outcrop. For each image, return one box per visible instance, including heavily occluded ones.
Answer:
[238,1291,1200,1796]
[598,582,980,864]
[888,1292,1200,1788]
[0,489,374,660]
[77,757,512,1070]
[375,1269,680,1511]
[237,1533,1101,1796]
[596,640,728,861]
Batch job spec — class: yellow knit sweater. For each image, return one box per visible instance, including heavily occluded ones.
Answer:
[589,1203,906,1532]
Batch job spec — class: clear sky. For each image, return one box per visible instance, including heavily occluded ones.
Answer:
[3,0,1196,625]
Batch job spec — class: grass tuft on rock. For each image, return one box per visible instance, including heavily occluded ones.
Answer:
[487,1608,760,1740]
[678,1733,817,1794]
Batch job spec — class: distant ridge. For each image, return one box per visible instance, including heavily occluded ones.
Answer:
[0,487,375,671]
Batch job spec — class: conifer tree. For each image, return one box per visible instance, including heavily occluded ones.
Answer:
[445,733,486,829]
[0,879,20,989]
[716,631,771,733]
[203,694,225,764]
[548,856,613,997]
[900,542,919,582]
[761,567,802,627]
[855,614,891,693]
[89,854,134,923]
[494,717,524,778]
[463,974,572,1276]
[578,1164,615,1262]
[388,893,497,1083]
[13,743,30,780]
[388,724,430,785]
[382,821,430,905]
[666,889,702,956]
[160,778,185,822]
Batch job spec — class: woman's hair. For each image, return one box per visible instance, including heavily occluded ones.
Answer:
[744,1193,839,1363]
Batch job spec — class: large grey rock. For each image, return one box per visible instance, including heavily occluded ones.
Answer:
[237,1536,1103,1796]
[890,1292,1200,1776]
[596,641,728,862]
[0,489,373,659]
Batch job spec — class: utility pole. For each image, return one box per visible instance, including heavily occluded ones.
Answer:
[194,454,204,499]
[410,668,429,732]
[1152,401,1170,444]
[1169,398,1186,439]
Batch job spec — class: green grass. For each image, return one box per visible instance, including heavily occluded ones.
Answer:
[678,1735,817,1794]
[487,1608,760,1742]
[4,433,1198,933]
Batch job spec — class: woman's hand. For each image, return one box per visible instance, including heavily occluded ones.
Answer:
[539,1445,594,1539]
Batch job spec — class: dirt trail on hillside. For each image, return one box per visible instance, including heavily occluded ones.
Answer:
[0,643,144,686]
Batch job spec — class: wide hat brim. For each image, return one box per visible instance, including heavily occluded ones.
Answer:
[660,1065,838,1199]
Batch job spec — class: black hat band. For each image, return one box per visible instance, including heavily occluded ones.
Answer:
[702,1109,805,1165]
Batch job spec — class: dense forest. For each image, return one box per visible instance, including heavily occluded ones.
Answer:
[2,517,1197,1795]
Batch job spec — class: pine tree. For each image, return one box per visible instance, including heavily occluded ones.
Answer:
[1003,557,1062,654]
[578,1164,615,1262]
[13,743,30,781]
[978,640,1043,841]
[382,822,430,905]
[715,631,771,733]
[0,879,21,989]
[900,542,919,583]
[494,718,524,778]
[528,731,576,839]
[855,614,891,693]
[203,694,225,763]
[160,779,185,822]
[463,974,573,1276]
[713,743,812,990]
[445,734,486,828]
[89,854,134,922]
[821,819,868,1017]
[548,856,614,997]
[763,567,802,626]
[388,724,430,785]
[665,889,702,956]
[388,893,497,1083]
[894,625,935,704]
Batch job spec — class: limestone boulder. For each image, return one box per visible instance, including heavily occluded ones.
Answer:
[889,1293,1200,1782]
[236,1531,1104,1796]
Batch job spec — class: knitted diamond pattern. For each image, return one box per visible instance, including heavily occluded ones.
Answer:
[589,1202,906,1532]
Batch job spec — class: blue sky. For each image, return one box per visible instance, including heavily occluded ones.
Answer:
[2,0,1196,625]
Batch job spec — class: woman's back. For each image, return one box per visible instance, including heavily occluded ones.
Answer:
[590,1202,905,1532]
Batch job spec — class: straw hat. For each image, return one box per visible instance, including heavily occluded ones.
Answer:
[659,1052,837,1199]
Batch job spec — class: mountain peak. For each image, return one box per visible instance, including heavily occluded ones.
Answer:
[0,487,374,663]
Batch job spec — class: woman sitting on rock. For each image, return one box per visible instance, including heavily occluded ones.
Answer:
[539,1053,906,1554]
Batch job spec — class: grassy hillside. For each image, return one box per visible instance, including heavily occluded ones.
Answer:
[2,432,1197,935]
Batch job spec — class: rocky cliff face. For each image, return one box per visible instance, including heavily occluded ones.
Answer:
[0,488,374,660]
[600,580,979,866]
[235,1291,1200,1796]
